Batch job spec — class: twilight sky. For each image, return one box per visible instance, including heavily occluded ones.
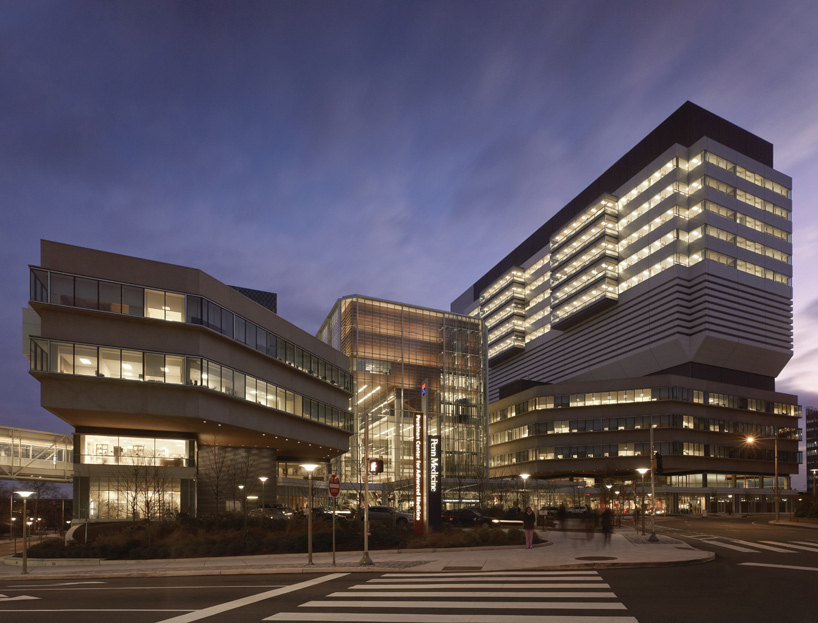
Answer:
[2,1,816,483]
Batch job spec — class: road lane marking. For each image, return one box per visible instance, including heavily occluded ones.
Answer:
[330,591,618,598]
[265,614,638,622]
[355,583,610,589]
[739,563,818,572]
[154,573,348,623]
[726,539,795,553]
[0,594,39,602]
[759,541,818,553]
[379,571,601,577]
[367,577,605,583]
[694,538,756,552]
[298,600,627,610]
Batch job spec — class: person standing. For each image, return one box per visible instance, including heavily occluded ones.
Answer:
[522,506,536,549]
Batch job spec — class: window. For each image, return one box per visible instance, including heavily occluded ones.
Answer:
[74,345,98,376]
[122,350,143,380]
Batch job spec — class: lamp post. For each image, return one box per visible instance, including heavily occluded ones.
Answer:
[259,477,268,511]
[614,490,620,527]
[746,433,780,521]
[520,473,530,509]
[301,463,319,566]
[238,485,246,527]
[636,468,649,536]
[14,491,34,575]
[811,469,817,498]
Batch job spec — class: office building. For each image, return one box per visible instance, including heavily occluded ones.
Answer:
[807,406,817,495]
[452,102,801,514]
[317,296,486,508]
[24,241,353,520]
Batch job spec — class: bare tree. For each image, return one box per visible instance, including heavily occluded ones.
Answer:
[198,436,231,515]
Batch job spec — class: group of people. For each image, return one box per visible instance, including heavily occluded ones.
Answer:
[521,504,615,549]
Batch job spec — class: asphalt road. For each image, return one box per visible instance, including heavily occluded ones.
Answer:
[602,515,818,623]
[1,516,815,623]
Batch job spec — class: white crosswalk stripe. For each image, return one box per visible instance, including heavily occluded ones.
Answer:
[684,536,818,554]
[263,571,638,623]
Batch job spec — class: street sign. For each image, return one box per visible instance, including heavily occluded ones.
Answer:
[328,474,340,497]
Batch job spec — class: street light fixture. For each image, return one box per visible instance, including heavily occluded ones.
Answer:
[301,463,319,566]
[14,491,34,575]
[746,433,780,521]
[636,468,649,536]
[520,473,530,508]
[259,476,268,510]
[811,469,817,498]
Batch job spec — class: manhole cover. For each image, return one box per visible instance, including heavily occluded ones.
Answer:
[575,556,617,561]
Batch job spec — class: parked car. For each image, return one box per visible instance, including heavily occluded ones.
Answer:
[354,506,413,526]
[441,508,500,527]
[567,505,591,515]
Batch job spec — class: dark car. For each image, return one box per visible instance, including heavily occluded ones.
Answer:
[311,507,347,522]
[441,508,499,527]
[354,506,413,526]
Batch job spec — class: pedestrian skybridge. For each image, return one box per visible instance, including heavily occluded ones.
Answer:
[0,425,73,483]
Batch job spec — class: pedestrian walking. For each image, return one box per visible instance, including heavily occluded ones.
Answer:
[601,508,613,545]
[557,503,567,531]
[522,506,536,549]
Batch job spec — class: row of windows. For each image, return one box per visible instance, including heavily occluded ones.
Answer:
[30,269,353,392]
[701,176,790,221]
[704,225,791,265]
[551,198,617,249]
[618,230,681,272]
[490,441,801,467]
[550,214,618,265]
[551,237,618,285]
[618,181,686,230]
[705,249,791,286]
[550,280,617,324]
[700,151,791,199]
[30,339,353,432]
[702,201,790,242]
[490,387,800,423]
[617,159,680,219]
[551,260,617,305]
[479,269,524,304]
[490,414,796,445]
[619,205,687,252]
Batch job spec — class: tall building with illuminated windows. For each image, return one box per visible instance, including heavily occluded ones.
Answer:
[317,296,486,508]
[452,102,802,514]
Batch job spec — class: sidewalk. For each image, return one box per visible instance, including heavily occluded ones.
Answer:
[0,524,713,580]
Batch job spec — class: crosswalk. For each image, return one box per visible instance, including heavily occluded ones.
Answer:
[682,537,818,554]
[263,570,639,623]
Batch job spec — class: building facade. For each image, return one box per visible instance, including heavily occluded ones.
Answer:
[317,296,486,508]
[452,102,801,514]
[807,406,817,495]
[25,241,353,521]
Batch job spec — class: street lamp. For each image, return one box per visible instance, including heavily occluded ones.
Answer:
[636,468,649,536]
[301,463,319,566]
[259,477,268,510]
[811,469,817,498]
[520,473,530,508]
[746,433,780,521]
[14,491,34,575]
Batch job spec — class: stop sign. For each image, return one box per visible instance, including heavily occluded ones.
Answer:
[328,474,340,497]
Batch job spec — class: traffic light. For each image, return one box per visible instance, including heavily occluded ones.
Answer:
[368,458,384,474]
[654,452,664,475]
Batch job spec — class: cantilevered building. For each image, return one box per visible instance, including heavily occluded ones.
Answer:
[25,241,353,520]
[452,102,801,514]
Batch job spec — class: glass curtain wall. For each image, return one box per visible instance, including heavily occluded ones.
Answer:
[323,297,486,506]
